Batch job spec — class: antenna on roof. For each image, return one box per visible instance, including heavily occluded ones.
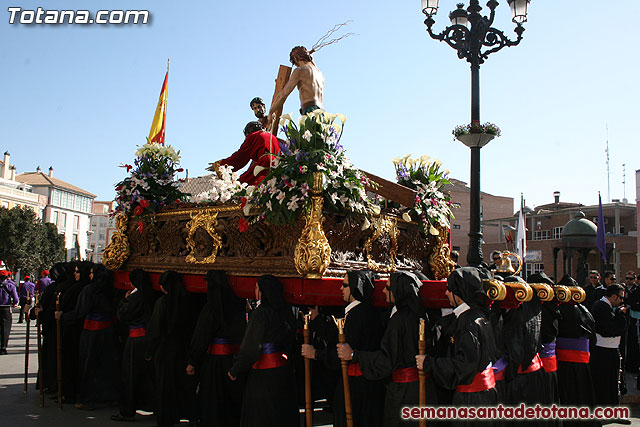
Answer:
[605,124,610,203]
[622,163,627,203]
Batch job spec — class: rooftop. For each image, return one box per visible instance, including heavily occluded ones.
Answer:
[16,171,96,198]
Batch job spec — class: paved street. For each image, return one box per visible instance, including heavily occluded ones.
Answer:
[2,310,640,426]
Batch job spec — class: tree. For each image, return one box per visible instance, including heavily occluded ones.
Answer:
[0,206,65,275]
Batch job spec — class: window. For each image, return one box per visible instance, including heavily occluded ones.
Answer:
[553,226,563,240]
[52,190,61,206]
[525,263,545,277]
[452,246,461,251]
[452,224,461,229]
[58,212,67,228]
[99,233,105,241]
[52,211,58,225]
[533,230,550,240]
[74,195,81,211]
[2,201,8,208]
[73,215,80,231]
[61,191,68,209]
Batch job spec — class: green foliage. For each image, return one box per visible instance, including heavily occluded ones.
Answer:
[0,206,65,275]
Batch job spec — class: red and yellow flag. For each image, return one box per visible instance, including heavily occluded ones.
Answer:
[147,69,168,144]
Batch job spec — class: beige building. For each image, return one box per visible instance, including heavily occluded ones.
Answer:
[445,178,514,265]
[0,151,47,214]
[17,167,96,261]
[89,201,116,263]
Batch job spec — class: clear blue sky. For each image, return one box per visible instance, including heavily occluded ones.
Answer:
[2,1,638,211]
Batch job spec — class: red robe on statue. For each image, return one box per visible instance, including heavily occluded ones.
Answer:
[219,131,280,186]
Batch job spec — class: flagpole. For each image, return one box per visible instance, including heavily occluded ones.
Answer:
[165,58,169,145]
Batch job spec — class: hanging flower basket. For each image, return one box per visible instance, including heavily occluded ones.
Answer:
[456,133,495,148]
[452,122,500,148]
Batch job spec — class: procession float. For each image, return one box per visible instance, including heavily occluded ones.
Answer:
[102,54,585,310]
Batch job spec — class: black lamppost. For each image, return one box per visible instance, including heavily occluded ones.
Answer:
[421,0,530,266]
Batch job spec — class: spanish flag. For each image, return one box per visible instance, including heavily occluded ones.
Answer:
[148,67,168,144]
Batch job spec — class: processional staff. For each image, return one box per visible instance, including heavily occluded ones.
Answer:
[333,316,354,427]
[55,292,62,409]
[23,292,33,394]
[418,318,427,427]
[35,293,44,407]
[303,312,313,427]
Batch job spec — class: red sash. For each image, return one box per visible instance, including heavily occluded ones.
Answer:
[541,355,557,373]
[456,365,496,393]
[392,367,419,383]
[208,343,241,355]
[556,349,590,363]
[83,318,113,330]
[556,337,590,363]
[252,352,288,370]
[348,362,363,377]
[128,326,146,338]
[518,354,542,374]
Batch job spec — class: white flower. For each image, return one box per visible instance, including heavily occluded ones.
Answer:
[266,200,273,211]
[402,212,412,222]
[267,178,277,188]
[330,193,339,204]
[287,198,299,211]
[336,113,347,125]
[276,191,286,203]
[253,165,266,176]
[361,217,371,230]
[302,130,312,141]
[371,205,381,215]
[279,113,293,125]
[429,225,440,236]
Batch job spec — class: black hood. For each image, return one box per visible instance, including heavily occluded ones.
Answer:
[447,267,489,308]
[258,274,286,311]
[389,272,425,318]
[527,272,554,286]
[346,270,375,303]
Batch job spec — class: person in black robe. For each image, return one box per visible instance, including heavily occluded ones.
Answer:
[555,275,598,427]
[337,272,428,427]
[145,271,198,427]
[56,264,119,408]
[499,275,546,410]
[527,272,561,412]
[417,267,498,426]
[35,262,67,394]
[57,261,92,403]
[590,283,627,406]
[187,270,247,427]
[302,270,386,427]
[228,275,298,427]
[112,269,157,422]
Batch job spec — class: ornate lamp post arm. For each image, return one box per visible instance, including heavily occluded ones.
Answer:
[421,0,529,266]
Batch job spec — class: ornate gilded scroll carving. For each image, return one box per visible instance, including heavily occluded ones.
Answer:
[364,216,399,273]
[529,283,555,302]
[103,214,130,271]
[428,226,456,280]
[185,208,223,264]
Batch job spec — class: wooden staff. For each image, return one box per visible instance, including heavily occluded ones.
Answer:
[333,316,353,427]
[303,313,313,427]
[23,292,32,394]
[418,318,427,427]
[55,292,62,409]
[36,293,44,407]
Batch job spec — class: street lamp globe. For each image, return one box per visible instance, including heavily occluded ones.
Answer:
[449,4,469,27]
[507,0,530,24]
[421,0,440,16]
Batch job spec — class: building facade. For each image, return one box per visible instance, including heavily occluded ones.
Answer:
[445,178,514,265]
[482,191,637,284]
[89,201,116,263]
[0,152,47,214]
[17,167,96,261]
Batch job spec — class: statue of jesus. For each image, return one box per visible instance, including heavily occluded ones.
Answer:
[268,46,325,117]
